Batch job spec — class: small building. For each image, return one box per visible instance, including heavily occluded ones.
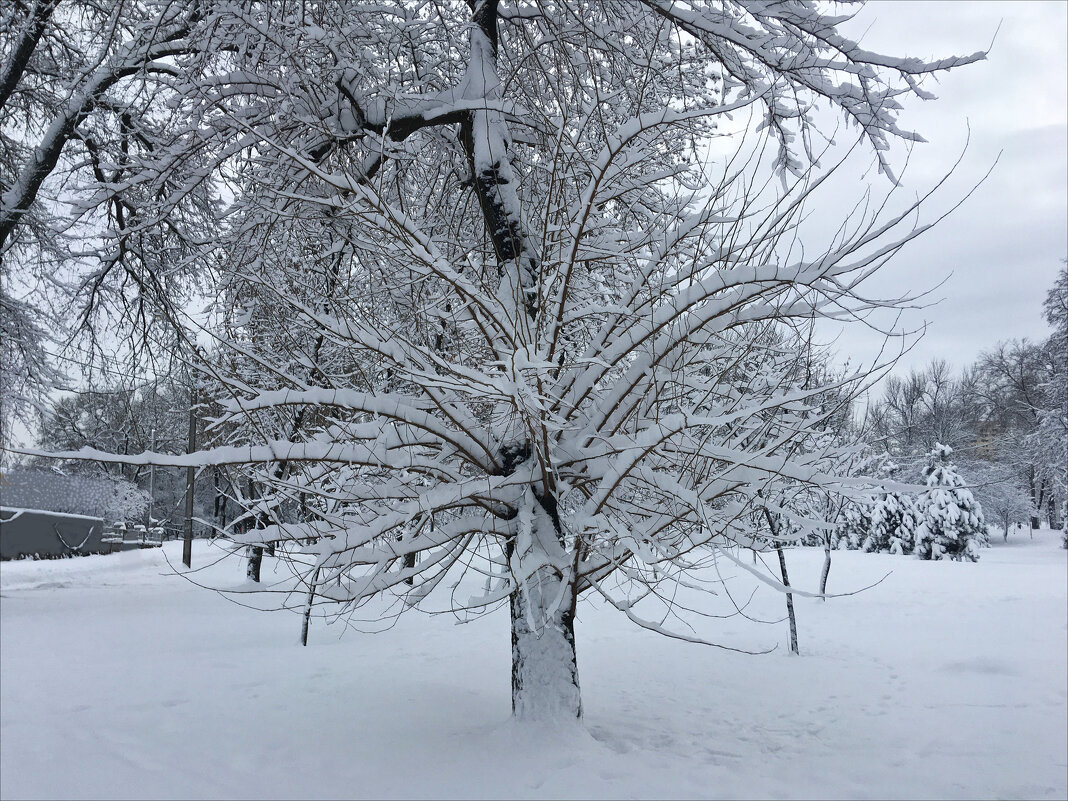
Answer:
[0,469,151,560]
[0,507,111,559]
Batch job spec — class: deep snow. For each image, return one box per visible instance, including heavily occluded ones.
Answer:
[1,532,1065,800]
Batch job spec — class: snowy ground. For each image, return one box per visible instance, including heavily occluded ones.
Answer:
[1,531,1065,800]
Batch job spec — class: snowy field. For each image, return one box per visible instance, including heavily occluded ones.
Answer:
[1,533,1065,800]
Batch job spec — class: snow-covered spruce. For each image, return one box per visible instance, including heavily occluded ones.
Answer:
[866,492,920,555]
[836,501,872,551]
[914,445,986,562]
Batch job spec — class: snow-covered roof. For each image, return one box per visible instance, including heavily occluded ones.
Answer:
[1,506,104,523]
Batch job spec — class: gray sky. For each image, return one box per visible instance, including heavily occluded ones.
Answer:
[819,0,1067,378]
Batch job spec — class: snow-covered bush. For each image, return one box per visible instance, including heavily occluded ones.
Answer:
[836,502,871,550]
[866,492,920,554]
[914,445,985,562]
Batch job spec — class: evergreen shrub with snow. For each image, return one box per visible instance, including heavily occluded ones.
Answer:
[913,445,985,562]
[866,492,919,555]
[836,501,872,550]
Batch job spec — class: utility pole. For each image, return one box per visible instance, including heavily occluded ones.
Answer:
[183,384,196,568]
[146,425,156,543]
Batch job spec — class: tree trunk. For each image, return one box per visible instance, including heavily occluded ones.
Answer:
[243,479,274,572]
[403,514,428,586]
[246,545,262,582]
[1037,477,1048,530]
[762,507,799,653]
[459,0,583,721]
[776,545,799,655]
[818,537,832,599]
[507,488,582,720]
[182,395,196,568]
[1030,465,1041,529]
[509,572,582,720]
[403,552,416,584]
[301,566,320,646]
[213,467,228,531]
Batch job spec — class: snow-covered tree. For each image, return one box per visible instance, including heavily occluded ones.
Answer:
[0,1,214,258]
[1033,265,1066,540]
[1,1,216,459]
[31,378,215,531]
[865,491,919,555]
[830,445,895,553]
[974,339,1061,529]
[0,288,61,459]
[868,360,980,462]
[835,500,870,551]
[11,1,984,720]
[868,303,1065,535]
[960,458,1034,542]
[914,444,985,562]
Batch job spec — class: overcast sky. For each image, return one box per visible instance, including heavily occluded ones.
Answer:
[815,0,1067,379]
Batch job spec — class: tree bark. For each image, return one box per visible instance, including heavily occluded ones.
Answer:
[454,0,583,720]
[301,566,320,646]
[506,488,582,720]
[777,545,799,655]
[243,478,265,580]
[510,570,582,720]
[246,545,263,582]
[762,507,799,653]
[818,537,832,600]
[182,392,196,568]
[1030,465,1041,529]
[403,514,426,586]
[213,467,228,530]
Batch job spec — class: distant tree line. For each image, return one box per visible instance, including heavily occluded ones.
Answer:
[25,378,231,534]
[866,265,1067,537]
